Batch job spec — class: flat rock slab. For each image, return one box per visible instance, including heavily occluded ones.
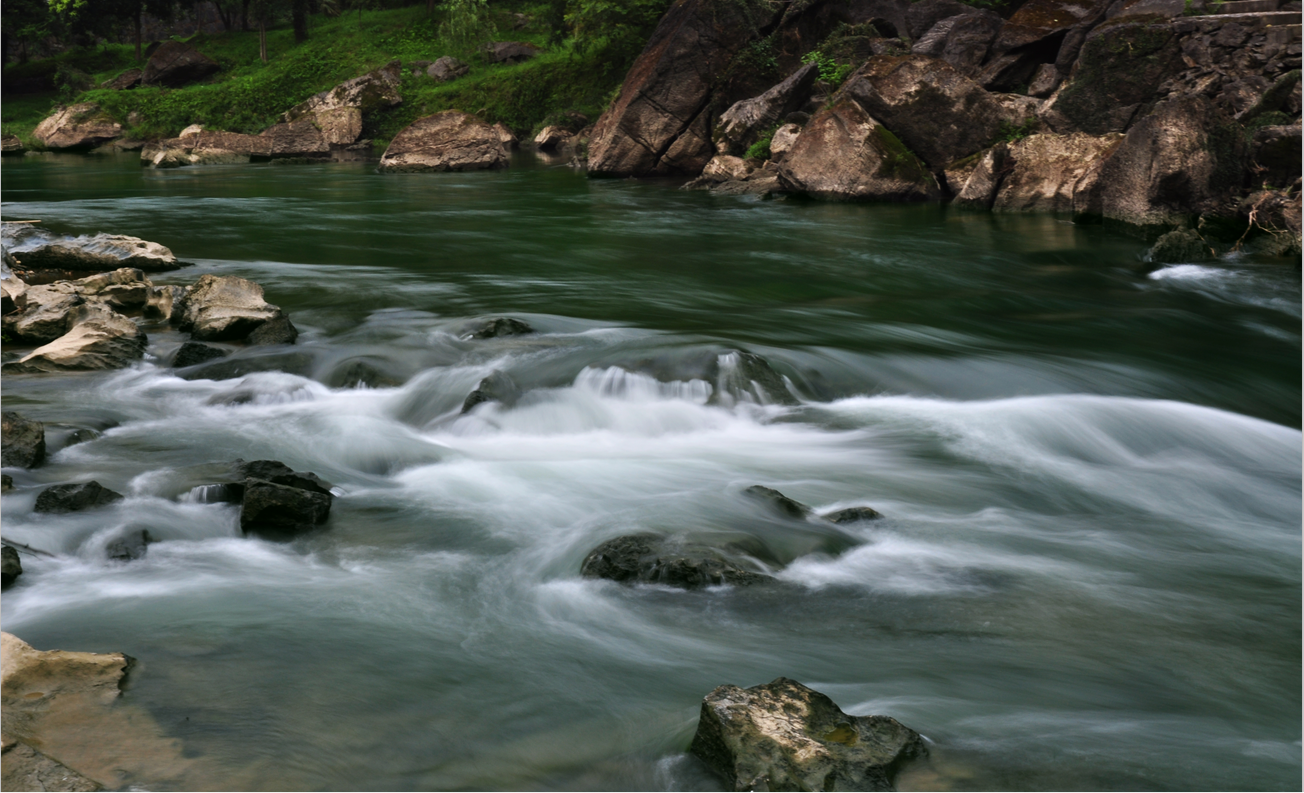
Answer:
[2,224,180,273]
[689,677,926,791]
[1,738,101,791]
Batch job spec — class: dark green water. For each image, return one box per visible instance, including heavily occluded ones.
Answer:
[2,153,1300,791]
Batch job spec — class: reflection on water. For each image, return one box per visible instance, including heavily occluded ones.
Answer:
[1,154,1299,791]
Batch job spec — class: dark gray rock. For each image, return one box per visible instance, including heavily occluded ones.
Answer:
[240,478,332,538]
[2,412,46,468]
[689,677,926,792]
[173,341,227,368]
[822,506,884,523]
[2,474,12,492]
[247,315,299,345]
[713,351,800,406]
[484,41,541,64]
[106,529,153,561]
[235,459,334,495]
[743,485,813,519]
[327,359,405,388]
[1148,228,1212,263]
[462,370,522,413]
[2,546,21,588]
[580,533,768,589]
[141,40,220,87]
[33,481,124,514]
[910,10,1003,77]
[905,0,968,39]
[460,317,534,340]
[1252,124,1301,189]
[428,56,470,81]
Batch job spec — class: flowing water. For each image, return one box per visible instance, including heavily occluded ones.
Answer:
[1,153,1299,791]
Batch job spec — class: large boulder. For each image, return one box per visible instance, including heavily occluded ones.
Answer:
[1078,95,1249,226]
[911,9,1003,77]
[378,111,511,173]
[842,55,1006,170]
[776,99,942,202]
[4,286,84,344]
[0,547,21,589]
[235,459,333,495]
[1039,18,1183,135]
[978,0,1112,92]
[1,412,45,468]
[102,68,142,91]
[5,304,147,373]
[33,481,124,514]
[714,64,819,156]
[178,274,294,342]
[586,0,787,176]
[32,104,122,151]
[283,61,402,121]
[2,224,180,273]
[689,677,926,791]
[769,123,802,158]
[259,118,330,158]
[905,0,969,39]
[580,533,769,589]
[140,40,220,87]
[982,132,1125,213]
[240,479,332,539]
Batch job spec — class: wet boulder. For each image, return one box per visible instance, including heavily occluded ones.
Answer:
[586,0,787,177]
[2,225,180,273]
[1,412,46,468]
[428,56,469,82]
[378,111,511,173]
[1078,95,1250,226]
[1148,228,1211,263]
[172,341,227,368]
[141,131,273,168]
[33,481,124,514]
[711,350,800,406]
[462,370,522,413]
[910,10,1003,77]
[105,529,154,562]
[247,315,298,345]
[5,304,147,373]
[1,547,21,589]
[178,274,292,343]
[822,506,884,523]
[533,126,573,151]
[235,459,334,495]
[2,274,28,315]
[842,55,1006,170]
[714,64,819,157]
[3,285,86,344]
[689,677,926,792]
[777,98,942,203]
[696,155,752,183]
[580,533,768,589]
[240,479,332,538]
[459,316,534,339]
[32,103,122,151]
[2,474,12,492]
[743,485,813,520]
[141,40,220,87]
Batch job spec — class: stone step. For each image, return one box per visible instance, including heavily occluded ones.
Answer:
[1266,22,1302,44]
[1213,0,1283,12]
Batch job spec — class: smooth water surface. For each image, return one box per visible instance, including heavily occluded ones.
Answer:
[2,153,1299,791]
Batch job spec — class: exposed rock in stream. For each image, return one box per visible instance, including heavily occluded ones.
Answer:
[5,303,148,373]
[462,370,522,413]
[743,485,813,520]
[31,104,122,151]
[1,547,22,589]
[1,412,46,468]
[2,224,181,273]
[179,274,297,343]
[173,341,229,368]
[689,677,926,792]
[33,481,124,514]
[459,316,534,339]
[378,111,510,173]
[234,460,335,539]
[580,533,769,589]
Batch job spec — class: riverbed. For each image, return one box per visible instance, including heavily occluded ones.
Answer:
[1,153,1299,791]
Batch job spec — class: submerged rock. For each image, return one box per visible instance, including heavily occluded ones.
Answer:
[2,412,46,468]
[1,546,22,589]
[580,533,768,589]
[173,341,228,368]
[822,506,884,524]
[743,485,813,520]
[33,481,124,514]
[689,677,926,791]
[1,738,101,792]
[1148,228,1211,263]
[462,370,522,413]
[378,111,510,173]
[460,316,534,340]
[105,529,153,562]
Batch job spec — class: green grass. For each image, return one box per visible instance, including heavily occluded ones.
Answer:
[3,3,634,148]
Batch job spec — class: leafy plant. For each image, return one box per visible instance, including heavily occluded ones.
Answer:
[801,49,854,88]
[744,129,774,161]
[994,117,1038,144]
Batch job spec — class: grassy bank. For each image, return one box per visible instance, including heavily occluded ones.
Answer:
[2,2,641,148]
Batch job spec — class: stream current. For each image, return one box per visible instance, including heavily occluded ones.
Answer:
[0,154,1299,791]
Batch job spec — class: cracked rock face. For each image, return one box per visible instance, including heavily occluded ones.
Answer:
[689,677,926,792]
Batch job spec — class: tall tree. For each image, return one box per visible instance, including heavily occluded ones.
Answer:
[291,0,308,42]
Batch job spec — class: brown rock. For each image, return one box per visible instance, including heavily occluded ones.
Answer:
[714,63,819,156]
[954,144,1010,209]
[777,99,943,201]
[1,134,24,156]
[981,0,1112,92]
[140,40,220,88]
[179,274,289,342]
[911,9,1003,76]
[316,107,362,146]
[587,0,787,177]
[533,126,573,151]
[689,677,926,792]
[283,61,402,121]
[32,104,122,151]
[260,119,330,158]
[842,54,1005,169]
[378,111,510,173]
[905,0,969,39]
[1079,95,1249,226]
[701,155,752,182]
[992,132,1125,213]
[1252,123,1301,189]
[1,738,101,791]
[769,123,802,158]
[101,68,142,91]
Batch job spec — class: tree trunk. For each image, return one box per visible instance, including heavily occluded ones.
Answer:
[259,18,267,61]
[427,0,436,17]
[292,0,308,43]
[242,0,251,31]
[135,8,143,62]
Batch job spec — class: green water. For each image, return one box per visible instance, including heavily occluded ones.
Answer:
[1,153,1299,791]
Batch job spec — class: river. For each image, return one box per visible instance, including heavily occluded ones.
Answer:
[1,153,1299,791]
